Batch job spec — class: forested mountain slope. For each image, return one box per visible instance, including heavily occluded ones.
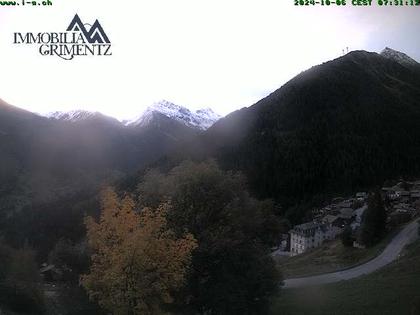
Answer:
[193,49,420,218]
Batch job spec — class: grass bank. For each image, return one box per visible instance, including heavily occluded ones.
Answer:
[272,239,420,315]
[276,227,399,278]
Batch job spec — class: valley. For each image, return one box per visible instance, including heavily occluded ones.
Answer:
[1,47,420,314]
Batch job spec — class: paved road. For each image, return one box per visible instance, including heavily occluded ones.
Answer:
[283,219,419,289]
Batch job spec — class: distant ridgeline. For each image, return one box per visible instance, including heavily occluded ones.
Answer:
[0,99,219,253]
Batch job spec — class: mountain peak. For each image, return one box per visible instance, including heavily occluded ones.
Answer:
[380,47,418,67]
[127,100,221,130]
[47,110,121,125]
[47,110,98,121]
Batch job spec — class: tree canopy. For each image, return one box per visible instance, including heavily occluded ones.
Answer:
[82,188,197,315]
[137,160,282,314]
[358,190,387,247]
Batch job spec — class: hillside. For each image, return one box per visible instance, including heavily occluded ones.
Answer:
[272,238,420,314]
[0,100,203,254]
[193,49,420,220]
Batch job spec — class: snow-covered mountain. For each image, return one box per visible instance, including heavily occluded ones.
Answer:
[126,100,221,130]
[380,47,419,67]
[47,110,100,122]
[47,110,121,125]
[44,101,221,130]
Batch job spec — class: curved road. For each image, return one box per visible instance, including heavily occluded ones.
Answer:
[284,219,419,289]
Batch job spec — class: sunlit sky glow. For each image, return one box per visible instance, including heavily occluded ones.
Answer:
[0,0,419,119]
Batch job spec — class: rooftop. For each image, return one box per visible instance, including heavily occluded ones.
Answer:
[290,222,327,237]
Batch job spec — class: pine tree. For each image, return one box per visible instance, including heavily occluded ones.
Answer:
[358,190,387,247]
[341,225,353,247]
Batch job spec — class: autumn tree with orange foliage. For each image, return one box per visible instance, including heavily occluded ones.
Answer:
[81,188,197,315]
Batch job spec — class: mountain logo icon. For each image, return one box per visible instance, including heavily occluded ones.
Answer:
[67,14,110,44]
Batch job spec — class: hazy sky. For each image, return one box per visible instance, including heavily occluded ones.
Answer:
[0,0,419,119]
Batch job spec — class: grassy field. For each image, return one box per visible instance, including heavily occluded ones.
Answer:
[276,228,399,278]
[272,240,420,315]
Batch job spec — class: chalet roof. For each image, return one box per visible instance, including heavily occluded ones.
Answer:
[384,184,402,192]
[294,222,319,230]
[340,208,354,216]
[290,222,327,237]
[323,215,339,224]
[338,210,354,220]
[339,202,353,208]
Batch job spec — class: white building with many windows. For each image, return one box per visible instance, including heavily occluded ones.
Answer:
[289,222,331,256]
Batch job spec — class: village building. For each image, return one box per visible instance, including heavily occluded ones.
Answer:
[322,214,347,229]
[322,214,339,226]
[392,203,417,218]
[411,190,420,201]
[356,192,368,201]
[338,208,355,222]
[287,182,420,256]
[339,201,353,209]
[396,190,411,203]
[289,222,332,255]
[382,187,399,200]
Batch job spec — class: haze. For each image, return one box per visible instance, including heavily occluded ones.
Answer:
[0,0,419,119]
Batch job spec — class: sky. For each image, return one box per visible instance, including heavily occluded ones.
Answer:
[0,0,419,120]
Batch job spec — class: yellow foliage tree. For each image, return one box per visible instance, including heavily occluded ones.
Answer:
[81,188,197,315]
